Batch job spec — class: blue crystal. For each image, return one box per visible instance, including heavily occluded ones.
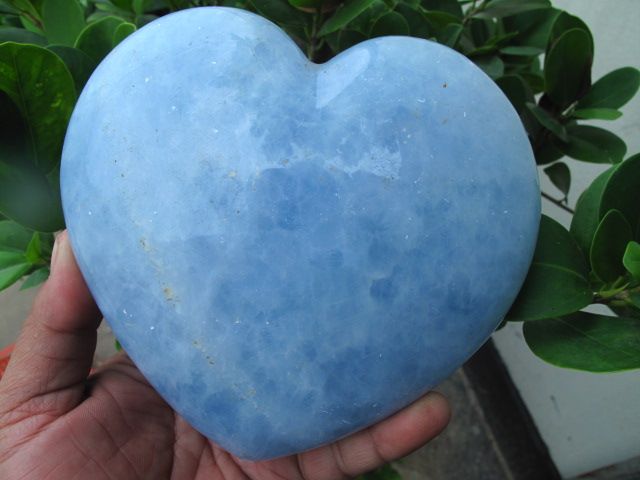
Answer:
[61,7,540,460]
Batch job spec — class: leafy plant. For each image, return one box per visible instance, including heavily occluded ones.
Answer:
[1,0,639,373]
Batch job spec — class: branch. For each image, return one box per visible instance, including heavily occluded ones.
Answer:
[541,191,575,214]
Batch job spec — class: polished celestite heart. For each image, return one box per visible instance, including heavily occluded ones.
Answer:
[61,7,540,460]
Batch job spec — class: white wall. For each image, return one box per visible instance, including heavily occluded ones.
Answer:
[492,1,640,478]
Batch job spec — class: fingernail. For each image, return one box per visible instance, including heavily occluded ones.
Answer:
[51,231,68,274]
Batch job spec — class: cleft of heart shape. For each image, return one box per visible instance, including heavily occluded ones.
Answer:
[61,7,540,460]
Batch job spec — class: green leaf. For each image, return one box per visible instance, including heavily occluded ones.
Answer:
[507,264,592,322]
[249,0,306,27]
[495,74,534,113]
[559,125,626,164]
[19,265,48,289]
[109,0,132,10]
[548,11,593,54]
[526,102,567,141]
[543,162,570,198]
[420,10,459,29]
[0,25,46,44]
[319,0,377,36]
[74,16,124,63]
[590,209,634,283]
[346,0,388,36]
[0,160,64,231]
[577,67,640,110]
[112,21,135,46]
[370,11,409,37]
[544,28,592,108]
[533,215,589,277]
[0,250,25,268]
[288,0,322,8]
[599,153,640,240]
[42,0,85,46]
[0,219,31,252]
[0,42,76,173]
[421,0,462,18]
[0,261,30,291]
[623,241,640,280]
[570,167,615,259]
[439,23,462,48]
[47,45,96,94]
[523,312,640,372]
[499,45,543,56]
[474,0,550,19]
[572,108,622,121]
[24,230,41,263]
[395,4,430,39]
[507,215,592,322]
[502,7,560,50]
[473,54,503,79]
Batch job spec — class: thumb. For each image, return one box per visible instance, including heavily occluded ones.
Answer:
[0,231,101,418]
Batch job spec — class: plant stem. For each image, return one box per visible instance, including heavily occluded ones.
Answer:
[307,9,322,61]
[541,191,574,214]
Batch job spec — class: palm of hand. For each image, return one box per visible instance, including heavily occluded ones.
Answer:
[0,232,449,480]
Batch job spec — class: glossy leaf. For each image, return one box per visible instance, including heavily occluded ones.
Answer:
[499,45,543,56]
[395,5,430,39]
[623,241,640,280]
[0,250,25,268]
[544,28,592,108]
[75,16,124,63]
[370,11,409,37]
[473,55,503,79]
[543,162,570,198]
[24,230,41,263]
[495,74,534,113]
[548,11,593,54]
[421,0,462,18]
[526,102,567,141]
[507,215,591,321]
[249,0,307,26]
[577,67,640,110]
[570,167,615,259]
[47,45,96,94]
[42,0,85,46]
[318,0,377,35]
[0,160,65,232]
[572,108,622,121]
[599,153,640,240]
[523,312,640,372]
[0,42,76,173]
[113,21,136,46]
[0,26,46,44]
[590,209,633,283]
[20,265,49,289]
[502,7,560,50]
[0,261,31,291]
[560,125,626,164]
[0,219,32,252]
[474,0,550,19]
[438,23,463,48]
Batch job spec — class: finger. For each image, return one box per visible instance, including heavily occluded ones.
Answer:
[297,392,450,480]
[0,231,101,415]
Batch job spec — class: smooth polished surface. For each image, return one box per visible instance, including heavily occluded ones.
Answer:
[61,7,540,460]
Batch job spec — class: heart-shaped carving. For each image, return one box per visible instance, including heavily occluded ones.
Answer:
[61,7,540,460]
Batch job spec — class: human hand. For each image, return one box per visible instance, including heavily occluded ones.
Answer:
[0,231,450,479]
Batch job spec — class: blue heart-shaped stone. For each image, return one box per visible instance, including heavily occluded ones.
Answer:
[61,7,540,460]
